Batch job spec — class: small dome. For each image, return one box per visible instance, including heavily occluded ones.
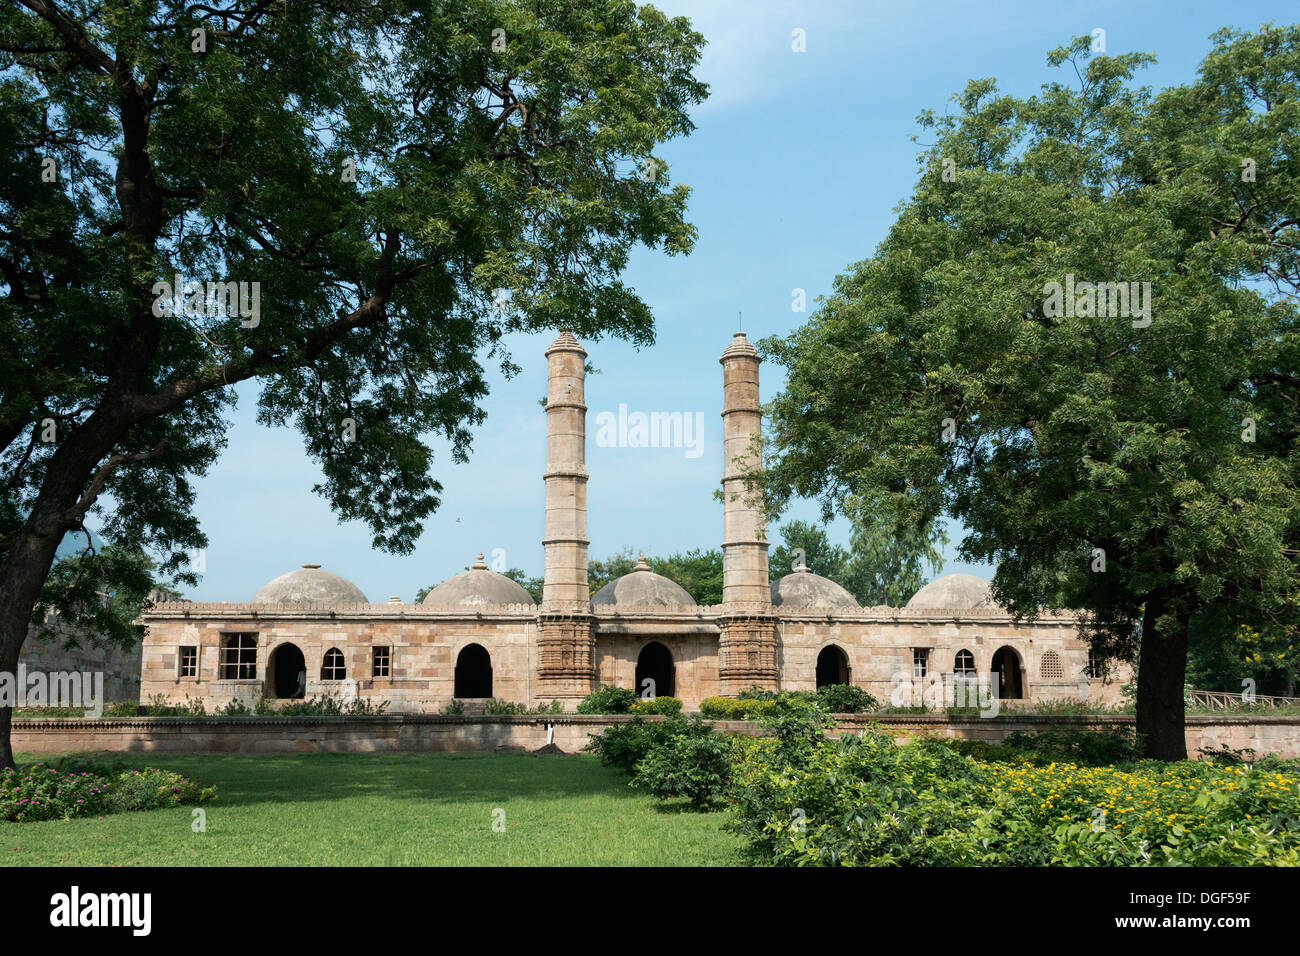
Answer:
[905,573,999,611]
[252,563,368,604]
[770,561,859,609]
[422,554,535,607]
[592,554,696,607]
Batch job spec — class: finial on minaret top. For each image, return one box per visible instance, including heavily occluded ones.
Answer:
[545,330,585,356]
[471,553,488,570]
[720,330,759,362]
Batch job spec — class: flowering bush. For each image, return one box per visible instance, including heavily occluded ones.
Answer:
[629,696,683,716]
[0,764,110,822]
[728,714,1300,866]
[1,763,217,823]
[104,768,219,813]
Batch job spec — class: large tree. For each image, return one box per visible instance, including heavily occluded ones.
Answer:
[759,28,1300,759]
[0,0,706,766]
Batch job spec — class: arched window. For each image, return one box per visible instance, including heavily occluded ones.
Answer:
[816,645,850,687]
[954,649,976,676]
[991,646,1024,699]
[321,647,346,681]
[1040,650,1063,679]
[454,644,493,698]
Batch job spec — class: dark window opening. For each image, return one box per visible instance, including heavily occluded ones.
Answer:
[454,644,493,698]
[635,642,675,699]
[267,643,306,699]
[816,645,850,687]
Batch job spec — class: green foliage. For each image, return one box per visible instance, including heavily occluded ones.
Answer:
[586,712,718,776]
[729,708,1300,865]
[632,726,735,809]
[1,762,215,822]
[577,684,639,715]
[759,28,1300,757]
[261,694,389,717]
[812,684,880,713]
[1001,726,1143,765]
[700,685,878,719]
[103,768,218,814]
[0,0,708,766]
[480,698,562,715]
[144,694,207,717]
[629,695,683,715]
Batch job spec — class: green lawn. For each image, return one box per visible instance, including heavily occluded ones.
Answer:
[2,752,741,866]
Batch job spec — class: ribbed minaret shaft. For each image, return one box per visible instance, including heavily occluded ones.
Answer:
[718,331,777,693]
[542,331,589,607]
[537,331,595,702]
[720,332,770,603]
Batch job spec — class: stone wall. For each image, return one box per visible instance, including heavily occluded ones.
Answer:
[11,714,1300,759]
[19,620,142,703]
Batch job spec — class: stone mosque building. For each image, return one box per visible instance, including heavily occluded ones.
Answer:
[138,332,1125,712]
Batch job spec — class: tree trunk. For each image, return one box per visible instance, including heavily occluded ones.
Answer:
[1135,590,1189,761]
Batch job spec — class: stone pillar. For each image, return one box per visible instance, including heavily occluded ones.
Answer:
[537,331,595,701]
[718,332,778,694]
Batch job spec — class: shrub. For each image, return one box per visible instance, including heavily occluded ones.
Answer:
[813,684,878,713]
[266,694,390,716]
[633,728,735,809]
[0,763,111,822]
[1001,726,1141,765]
[577,685,639,715]
[144,694,206,716]
[726,702,1300,866]
[441,699,466,715]
[629,696,683,716]
[699,696,777,720]
[104,768,218,813]
[586,713,716,773]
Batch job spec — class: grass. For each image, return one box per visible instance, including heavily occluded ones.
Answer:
[1,751,741,866]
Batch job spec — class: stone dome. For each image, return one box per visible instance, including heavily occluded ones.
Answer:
[592,554,696,607]
[770,561,860,609]
[905,573,999,611]
[421,554,535,607]
[252,564,369,604]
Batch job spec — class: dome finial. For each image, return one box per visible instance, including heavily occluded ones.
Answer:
[472,553,488,570]
[793,558,810,573]
[633,552,651,572]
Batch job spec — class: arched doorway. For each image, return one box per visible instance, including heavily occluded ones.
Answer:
[267,643,306,699]
[991,646,1024,699]
[454,643,493,698]
[635,642,675,699]
[816,645,850,687]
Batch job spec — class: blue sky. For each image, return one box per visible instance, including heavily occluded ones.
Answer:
[161,0,1295,602]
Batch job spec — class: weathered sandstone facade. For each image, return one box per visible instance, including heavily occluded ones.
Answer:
[139,332,1129,712]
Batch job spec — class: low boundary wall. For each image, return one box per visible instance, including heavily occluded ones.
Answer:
[11,713,1300,758]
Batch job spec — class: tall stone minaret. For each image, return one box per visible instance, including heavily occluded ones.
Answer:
[718,332,778,693]
[537,331,595,702]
